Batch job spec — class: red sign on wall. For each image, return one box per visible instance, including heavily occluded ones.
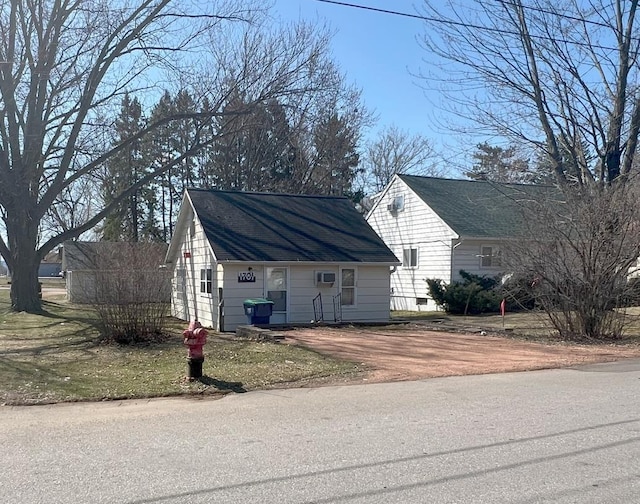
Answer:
[183,251,191,258]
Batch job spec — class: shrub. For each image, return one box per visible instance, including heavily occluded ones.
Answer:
[80,242,171,344]
[426,270,502,315]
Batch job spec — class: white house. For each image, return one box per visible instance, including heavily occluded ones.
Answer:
[165,189,400,332]
[366,174,552,311]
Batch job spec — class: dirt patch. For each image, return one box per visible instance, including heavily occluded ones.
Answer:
[284,325,640,383]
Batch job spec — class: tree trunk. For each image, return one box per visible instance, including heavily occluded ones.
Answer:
[9,242,41,312]
[7,214,42,313]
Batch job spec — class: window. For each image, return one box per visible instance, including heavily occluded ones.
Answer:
[416,297,428,305]
[341,268,356,306]
[403,248,418,268]
[480,246,502,268]
[200,268,212,293]
[175,269,186,293]
[387,194,405,213]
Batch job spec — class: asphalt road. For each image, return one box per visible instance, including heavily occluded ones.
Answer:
[2,361,640,503]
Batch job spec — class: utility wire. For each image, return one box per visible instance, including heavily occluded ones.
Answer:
[317,0,612,29]
[315,0,637,50]
[316,0,428,21]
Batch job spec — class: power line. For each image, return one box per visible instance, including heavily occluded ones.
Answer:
[316,0,429,21]
[316,0,610,29]
[314,0,634,50]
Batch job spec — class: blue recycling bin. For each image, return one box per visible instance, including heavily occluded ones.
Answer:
[243,298,275,324]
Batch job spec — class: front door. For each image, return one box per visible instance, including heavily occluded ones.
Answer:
[265,267,288,324]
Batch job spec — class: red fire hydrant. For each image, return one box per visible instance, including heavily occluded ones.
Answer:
[183,320,207,380]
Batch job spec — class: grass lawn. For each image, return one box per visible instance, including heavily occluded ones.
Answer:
[392,309,554,336]
[392,309,640,343]
[0,289,362,405]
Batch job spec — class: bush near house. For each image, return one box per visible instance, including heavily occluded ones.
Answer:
[427,271,501,315]
[80,242,171,344]
[426,270,535,315]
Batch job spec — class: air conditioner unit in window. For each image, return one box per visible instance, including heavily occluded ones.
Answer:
[316,271,336,286]
[387,195,404,212]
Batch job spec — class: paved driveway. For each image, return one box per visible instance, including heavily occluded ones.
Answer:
[284,324,640,382]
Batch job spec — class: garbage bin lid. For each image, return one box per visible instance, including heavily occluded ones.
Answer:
[243,298,275,306]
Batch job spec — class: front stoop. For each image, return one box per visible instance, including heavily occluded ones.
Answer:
[235,325,285,342]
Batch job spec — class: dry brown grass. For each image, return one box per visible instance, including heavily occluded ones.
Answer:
[0,291,362,405]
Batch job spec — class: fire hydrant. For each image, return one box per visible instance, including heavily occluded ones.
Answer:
[183,320,207,380]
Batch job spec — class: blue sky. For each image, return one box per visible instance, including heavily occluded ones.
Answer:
[272,1,462,170]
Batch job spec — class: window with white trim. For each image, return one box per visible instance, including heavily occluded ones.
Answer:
[175,269,186,293]
[389,194,404,212]
[403,248,418,268]
[200,268,212,294]
[340,268,356,306]
[480,246,502,268]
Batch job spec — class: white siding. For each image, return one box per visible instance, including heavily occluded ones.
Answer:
[287,265,391,324]
[170,208,218,328]
[367,177,457,312]
[289,265,340,323]
[219,264,266,331]
[66,270,96,303]
[344,266,392,323]
[452,239,506,281]
[214,264,391,331]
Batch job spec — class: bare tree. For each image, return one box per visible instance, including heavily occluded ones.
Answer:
[72,242,171,344]
[420,0,640,188]
[503,180,640,339]
[420,0,640,338]
[361,125,438,193]
[0,1,351,312]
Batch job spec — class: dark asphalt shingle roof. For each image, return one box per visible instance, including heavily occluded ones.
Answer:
[399,175,557,238]
[188,189,399,263]
[63,241,168,270]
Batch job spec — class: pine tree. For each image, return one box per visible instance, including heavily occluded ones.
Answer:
[102,93,148,241]
[308,113,360,195]
[147,91,177,242]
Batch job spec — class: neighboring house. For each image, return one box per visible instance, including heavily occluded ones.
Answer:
[39,248,62,277]
[366,174,552,311]
[62,241,170,303]
[165,189,400,332]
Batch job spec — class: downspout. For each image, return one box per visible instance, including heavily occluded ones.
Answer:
[451,238,463,283]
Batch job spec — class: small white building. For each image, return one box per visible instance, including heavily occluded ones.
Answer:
[366,174,551,311]
[165,189,400,331]
[62,241,170,303]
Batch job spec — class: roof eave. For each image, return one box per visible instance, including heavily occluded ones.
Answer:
[215,260,401,266]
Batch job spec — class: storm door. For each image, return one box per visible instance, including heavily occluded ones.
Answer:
[265,267,288,324]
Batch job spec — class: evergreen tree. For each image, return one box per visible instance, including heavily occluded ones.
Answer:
[466,142,543,184]
[206,93,299,192]
[147,91,177,242]
[102,93,148,241]
[308,113,360,195]
[173,90,198,193]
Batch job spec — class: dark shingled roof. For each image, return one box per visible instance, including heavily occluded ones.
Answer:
[188,189,399,263]
[399,175,556,238]
[63,241,168,270]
